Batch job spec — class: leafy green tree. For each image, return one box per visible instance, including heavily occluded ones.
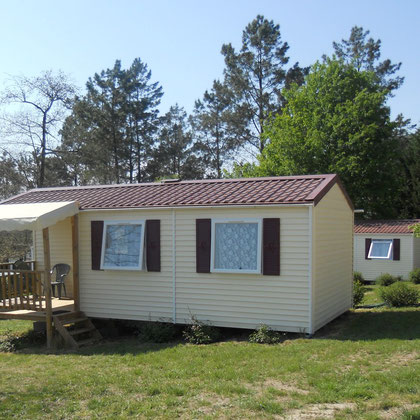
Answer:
[150,105,204,180]
[258,59,401,217]
[190,80,242,178]
[398,128,420,218]
[332,26,403,92]
[221,15,307,155]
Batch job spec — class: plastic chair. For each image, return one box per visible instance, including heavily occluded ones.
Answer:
[50,264,70,299]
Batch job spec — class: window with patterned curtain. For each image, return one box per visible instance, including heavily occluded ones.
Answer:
[212,220,261,273]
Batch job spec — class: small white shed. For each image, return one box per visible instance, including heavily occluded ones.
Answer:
[1,174,354,334]
[354,220,420,281]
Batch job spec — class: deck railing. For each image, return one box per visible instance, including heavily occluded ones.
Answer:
[0,270,45,311]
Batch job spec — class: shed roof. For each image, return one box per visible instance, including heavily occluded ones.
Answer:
[1,174,352,210]
[354,219,420,235]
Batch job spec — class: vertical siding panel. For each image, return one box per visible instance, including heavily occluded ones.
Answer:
[312,184,353,332]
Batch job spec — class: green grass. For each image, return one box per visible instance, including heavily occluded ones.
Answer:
[362,283,420,306]
[0,308,419,419]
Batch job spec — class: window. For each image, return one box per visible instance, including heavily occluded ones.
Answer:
[211,218,262,274]
[100,220,145,270]
[368,239,393,259]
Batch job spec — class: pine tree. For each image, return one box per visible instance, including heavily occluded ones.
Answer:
[221,15,307,155]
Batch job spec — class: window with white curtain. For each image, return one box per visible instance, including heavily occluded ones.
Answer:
[368,239,393,259]
[211,219,261,273]
[100,220,145,270]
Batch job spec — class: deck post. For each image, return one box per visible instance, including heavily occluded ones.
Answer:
[42,227,53,349]
[71,215,80,312]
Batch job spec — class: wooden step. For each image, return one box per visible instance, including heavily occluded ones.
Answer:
[69,326,95,336]
[53,311,102,349]
[60,317,89,325]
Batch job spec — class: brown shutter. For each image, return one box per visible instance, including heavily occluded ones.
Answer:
[146,220,161,272]
[393,239,400,261]
[365,238,372,260]
[91,221,104,270]
[263,218,280,275]
[196,219,211,273]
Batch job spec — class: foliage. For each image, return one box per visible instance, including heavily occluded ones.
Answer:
[353,280,366,307]
[379,282,420,307]
[353,271,365,283]
[61,58,163,184]
[149,104,205,180]
[190,80,242,178]
[182,316,220,344]
[398,130,420,218]
[376,273,398,287]
[0,230,32,263]
[259,59,402,218]
[137,321,177,343]
[0,70,77,187]
[0,330,16,352]
[221,15,307,154]
[408,268,420,284]
[411,223,420,237]
[332,26,403,93]
[248,324,284,344]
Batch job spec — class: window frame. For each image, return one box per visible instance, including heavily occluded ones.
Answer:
[210,218,262,274]
[100,220,146,271]
[367,239,393,260]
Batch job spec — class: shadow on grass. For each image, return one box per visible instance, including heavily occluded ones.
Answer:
[316,308,420,341]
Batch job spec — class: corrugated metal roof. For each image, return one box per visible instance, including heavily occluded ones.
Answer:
[354,219,420,234]
[1,174,350,210]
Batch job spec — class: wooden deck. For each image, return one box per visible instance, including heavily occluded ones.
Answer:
[0,298,75,321]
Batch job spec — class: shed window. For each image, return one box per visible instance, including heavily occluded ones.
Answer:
[100,221,145,270]
[368,239,393,259]
[211,219,261,274]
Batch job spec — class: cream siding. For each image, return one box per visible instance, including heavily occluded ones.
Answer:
[354,234,414,280]
[174,207,310,332]
[79,210,173,321]
[34,217,74,297]
[312,184,353,332]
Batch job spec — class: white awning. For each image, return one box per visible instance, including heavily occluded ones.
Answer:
[0,201,79,231]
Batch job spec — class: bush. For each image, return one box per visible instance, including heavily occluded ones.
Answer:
[376,273,397,286]
[0,331,16,352]
[379,282,420,307]
[249,324,285,344]
[137,321,177,343]
[353,280,366,307]
[408,268,420,284]
[353,271,365,283]
[183,316,220,344]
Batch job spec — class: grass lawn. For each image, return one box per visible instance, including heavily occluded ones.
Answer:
[362,283,420,306]
[0,308,419,419]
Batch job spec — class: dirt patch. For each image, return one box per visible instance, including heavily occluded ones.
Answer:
[285,403,357,419]
[263,379,310,396]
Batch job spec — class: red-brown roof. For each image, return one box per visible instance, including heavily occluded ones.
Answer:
[354,220,420,234]
[1,174,352,210]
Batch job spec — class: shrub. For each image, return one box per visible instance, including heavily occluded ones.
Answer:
[249,324,285,344]
[353,280,366,307]
[353,271,365,283]
[379,282,420,307]
[376,273,397,287]
[137,321,177,343]
[408,268,420,284]
[0,331,16,352]
[183,316,220,344]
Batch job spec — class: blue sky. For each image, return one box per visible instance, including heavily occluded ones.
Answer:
[1,0,419,124]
